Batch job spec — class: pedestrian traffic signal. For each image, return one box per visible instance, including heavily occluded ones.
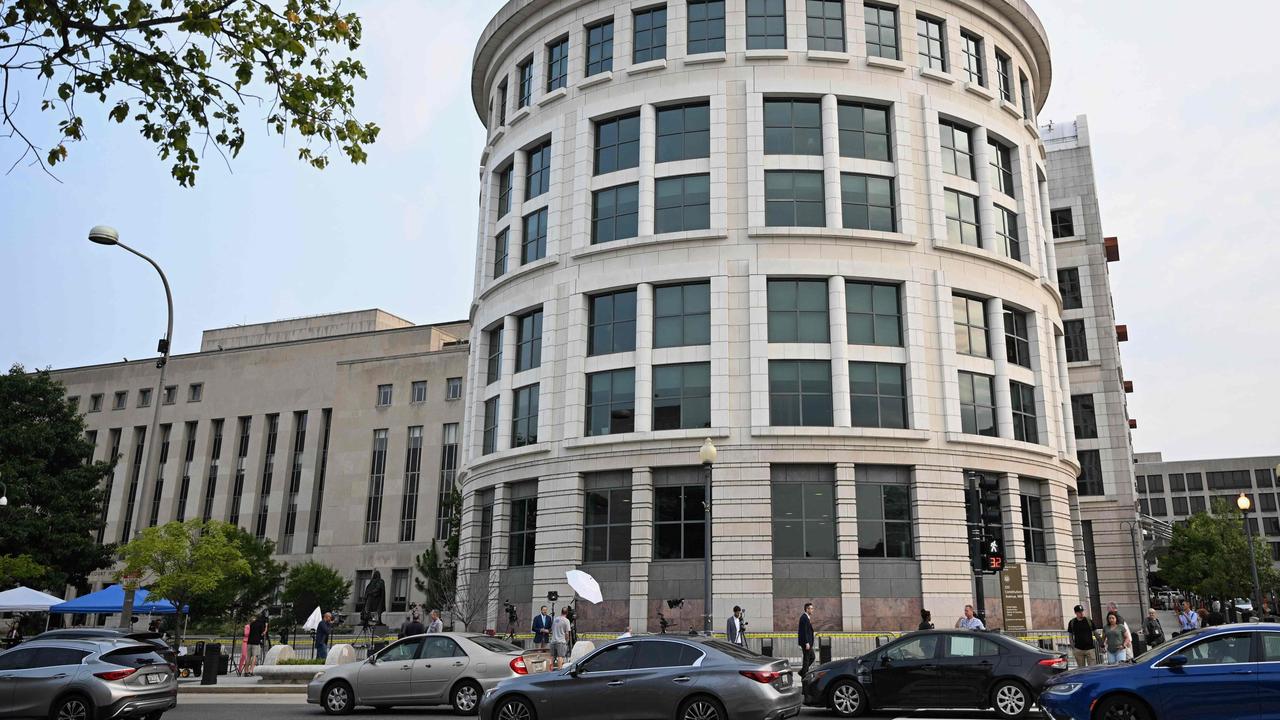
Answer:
[982,536,1005,572]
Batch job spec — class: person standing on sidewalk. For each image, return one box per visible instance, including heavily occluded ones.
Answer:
[550,607,572,669]
[918,609,934,630]
[1176,600,1200,636]
[1067,605,1097,667]
[1143,608,1166,648]
[797,603,816,677]
[315,612,333,660]
[532,606,553,649]
[955,604,985,630]
[246,612,269,675]
[426,609,444,633]
[726,606,746,647]
[1103,612,1130,665]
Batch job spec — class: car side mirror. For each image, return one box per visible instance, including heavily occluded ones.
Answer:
[1163,655,1188,668]
[366,655,378,665]
[879,656,891,667]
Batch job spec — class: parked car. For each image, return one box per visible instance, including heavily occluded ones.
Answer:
[309,632,542,715]
[0,637,176,720]
[478,635,801,720]
[1039,622,1280,720]
[33,629,177,667]
[802,630,1068,719]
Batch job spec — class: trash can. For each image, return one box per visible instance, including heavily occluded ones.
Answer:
[1131,637,1147,657]
[201,643,221,685]
[761,638,773,657]
[819,636,832,664]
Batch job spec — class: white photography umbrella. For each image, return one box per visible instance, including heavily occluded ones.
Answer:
[303,606,323,632]
[565,570,603,604]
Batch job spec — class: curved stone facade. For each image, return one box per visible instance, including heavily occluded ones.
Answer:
[460,0,1079,633]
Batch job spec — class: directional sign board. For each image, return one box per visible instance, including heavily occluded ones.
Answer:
[1000,562,1028,631]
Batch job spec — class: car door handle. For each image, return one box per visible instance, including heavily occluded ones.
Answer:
[50,673,68,679]
[673,676,692,683]
[453,662,464,667]
[1230,670,1254,675]
[607,680,625,687]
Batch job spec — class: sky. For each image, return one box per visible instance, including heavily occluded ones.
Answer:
[1,1,1277,461]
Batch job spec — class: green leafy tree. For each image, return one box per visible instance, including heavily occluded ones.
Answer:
[415,487,460,624]
[0,365,115,591]
[0,0,379,186]
[1161,498,1280,601]
[0,554,49,588]
[282,560,350,620]
[201,526,288,623]
[116,519,249,645]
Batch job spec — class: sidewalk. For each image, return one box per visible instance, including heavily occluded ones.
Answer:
[178,675,305,694]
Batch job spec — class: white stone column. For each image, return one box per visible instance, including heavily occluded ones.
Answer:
[532,472,584,604]
[934,271,962,434]
[488,483,511,629]
[1055,334,1077,456]
[988,301,1015,439]
[1038,177,1059,281]
[717,461,774,632]
[639,104,657,237]
[834,462,862,630]
[920,98,947,246]
[829,276,852,427]
[497,315,518,451]
[1000,472,1024,563]
[821,94,842,229]
[914,467,974,621]
[748,273,771,428]
[972,126,997,251]
[629,468,654,632]
[634,283,655,431]
[510,152,528,262]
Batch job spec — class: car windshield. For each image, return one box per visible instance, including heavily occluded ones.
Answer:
[467,636,520,654]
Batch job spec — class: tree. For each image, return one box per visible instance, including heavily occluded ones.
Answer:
[0,365,115,591]
[116,519,249,644]
[0,554,49,587]
[191,525,288,623]
[1160,498,1280,601]
[415,487,460,622]
[1,0,379,186]
[282,560,349,619]
[452,572,497,633]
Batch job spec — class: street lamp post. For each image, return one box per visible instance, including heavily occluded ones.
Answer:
[0,478,8,507]
[89,226,173,630]
[1120,518,1146,617]
[699,439,717,636]
[1237,492,1263,617]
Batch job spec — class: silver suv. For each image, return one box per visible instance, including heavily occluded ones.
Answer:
[0,638,176,720]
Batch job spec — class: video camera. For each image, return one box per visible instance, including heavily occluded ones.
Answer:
[503,600,518,625]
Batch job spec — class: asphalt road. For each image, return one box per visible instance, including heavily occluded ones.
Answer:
[172,696,1045,720]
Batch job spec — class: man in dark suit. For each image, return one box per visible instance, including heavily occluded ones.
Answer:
[797,602,815,676]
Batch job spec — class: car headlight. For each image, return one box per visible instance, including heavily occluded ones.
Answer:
[1043,683,1082,696]
[805,670,828,682]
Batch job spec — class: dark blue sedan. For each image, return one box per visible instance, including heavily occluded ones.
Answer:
[1039,623,1280,720]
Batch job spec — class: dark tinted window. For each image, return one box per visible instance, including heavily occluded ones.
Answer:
[634,640,702,668]
[101,646,168,667]
[583,642,637,673]
[1261,633,1280,662]
[37,648,91,667]
[0,648,41,670]
[1178,633,1253,666]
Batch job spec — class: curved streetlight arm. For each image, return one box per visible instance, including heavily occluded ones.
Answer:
[115,241,173,366]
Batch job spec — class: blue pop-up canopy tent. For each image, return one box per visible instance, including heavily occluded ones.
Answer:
[49,584,184,615]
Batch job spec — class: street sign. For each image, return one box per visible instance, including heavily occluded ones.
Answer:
[1000,563,1028,631]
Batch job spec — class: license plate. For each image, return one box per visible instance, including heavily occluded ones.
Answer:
[146,673,165,685]
[776,673,792,688]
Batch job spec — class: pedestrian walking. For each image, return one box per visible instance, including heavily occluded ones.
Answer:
[550,607,572,669]
[1066,605,1097,667]
[426,609,444,633]
[955,604,985,630]
[532,606,553,649]
[399,610,426,638]
[1176,600,1200,636]
[1143,608,1165,648]
[797,603,816,677]
[726,606,747,647]
[918,609,934,631]
[315,612,333,660]
[1106,602,1132,660]
[1103,612,1130,665]
[245,612,269,675]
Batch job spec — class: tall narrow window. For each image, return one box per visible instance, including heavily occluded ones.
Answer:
[768,360,833,427]
[996,206,1022,262]
[633,6,667,62]
[437,423,459,540]
[522,208,548,263]
[1064,320,1089,362]
[120,426,147,541]
[856,481,913,558]
[846,281,901,346]
[1076,449,1103,496]
[1010,381,1039,443]
[772,474,836,559]
[654,174,710,233]
[486,327,503,384]
[446,378,463,400]
[493,229,509,279]
[764,99,822,155]
[162,385,177,405]
[654,483,705,559]
[990,141,1015,196]
[201,419,223,523]
[765,170,825,227]
[653,363,712,430]
[850,362,907,429]
[840,174,895,231]
[89,394,104,412]
[586,369,636,436]
[509,497,538,567]
[254,414,279,539]
[482,397,499,455]
[654,282,711,348]
[477,493,494,570]
[525,141,551,200]
[310,408,332,548]
[995,49,1014,103]
[113,391,127,410]
[592,183,640,244]
[546,36,569,92]
[1058,268,1083,310]
[377,384,392,407]
[1071,394,1098,440]
[399,426,423,543]
[1004,308,1031,368]
[838,102,891,161]
[149,424,171,528]
[1051,208,1074,238]
[959,372,997,437]
[767,279,829,343]
[584,486,632,562]
[953,295,989,357]
[364,429,388,543]
[686,0,725,54]
[1021,492,1047,562]
[589,289,637,356]
[656,102,710,162]
[282,411,307,549]
[176,421,197,523]
[960,30,985,85]
[512,384,540,447]
[1020,71,1034,121]
[496,165,512,219]
[940,121,974,179]
[585,19,614,76]
[916,15,947,71]
[188,383,203,402]
[594,112,640,175]
[806,0,844,52]
[516,309,543,372]
[945,190,980,247]
[517,57,534,108]
[99,429,122,542]
[496,78,508,126]
[746,0,787,50]
[864,3,899,59]
[229,417,251,527]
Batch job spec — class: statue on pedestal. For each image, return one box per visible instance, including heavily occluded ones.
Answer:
[363,570,387,626]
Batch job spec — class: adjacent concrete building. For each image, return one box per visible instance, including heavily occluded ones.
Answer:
[460,0,1085,634]
[53,310,470,618]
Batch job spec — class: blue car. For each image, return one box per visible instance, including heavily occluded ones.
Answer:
[1039,623,1280,720]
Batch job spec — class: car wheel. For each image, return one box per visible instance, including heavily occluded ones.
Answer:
[991,680,1030,719]
[142,713,165,720]
[677,695,726,720]
[451,680,482,716]
[1095,695,1152,720]
[322,681,355,715]
[50,695,92,720]
[828,680,868,718]
[494,696,535,720]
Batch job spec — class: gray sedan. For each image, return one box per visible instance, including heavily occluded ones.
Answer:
[0,638,176,720]
[308,633,539,716]
[478,635,801,720]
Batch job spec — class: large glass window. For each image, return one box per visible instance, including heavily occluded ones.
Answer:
[840,174,895,232]
[1021,492,1047,563]
[768,279,829,343]
[687,0,725,54]
[486,328,503,385]
[522,208,547,263]
[482,397,499,455]
[953,295,989,357]
[1186,473,1204,491]
[1058,268,1083,309]
[655,484,705,559]
[1004,308,1031,368]
[633,5,667,62]
[769,360,833,427]
[1051,208,1075,238]
[546,36,569,92]
[838,102,891,161]
[1072,394,1097,439]
[945,190,980,247]
[940,121,974,180]
[917,15,947,71]
[512,384,539,448]
[846,281,900,346]
[960,30,985,85]
[526,141,551,200]
[477,492,494,570]
[765,99,822,155]
[584,487,632,562]
[1076,449,1103,496]
[509,496,537,567]
[1010,381,1039,443]
[656,102,710,162]
[595,112,640,175]
[863,3,898,59]
[363,429,388,543]
[493,229,508,279]
[806,0,844,52]
[517,57,534,108]
[995,49,1013,103]
[586,368,636,436]
[589,289,637,356]
[850,362,907,429]
[959,371,996,436]
[746,0,787,50]
[516,309,543,372]
[765,170,825,227]
[585,19,614,77]
[655,174,711,233]
[1064,320,1089,362]
[437,423,459,540]
[996,206,1022,262]
[654,282,711,348]
[653,363,711,430]
[1020,71,1034,121]
[592,183,640,244]
[399,426,422,543]
[990,141,1015,196]
[497,165,512,218]
[857,483,913,558]
[772,478,836,558]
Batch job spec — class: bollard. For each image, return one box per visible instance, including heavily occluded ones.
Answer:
[819,636,832,664]
[201,643,221,685]
[761,638,773,657]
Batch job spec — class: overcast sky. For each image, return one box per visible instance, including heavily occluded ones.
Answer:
[1,1,1276,461]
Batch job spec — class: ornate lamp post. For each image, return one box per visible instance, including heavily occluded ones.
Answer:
[1237,492,1263,616]
[699,438,717,635]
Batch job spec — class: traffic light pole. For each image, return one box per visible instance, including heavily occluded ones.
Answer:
[970,525,986,621]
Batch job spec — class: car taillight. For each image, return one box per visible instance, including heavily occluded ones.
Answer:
[1039,657,1068,670]
[740,670,782,683]
[509,656,529,675]
[94,668,138,681]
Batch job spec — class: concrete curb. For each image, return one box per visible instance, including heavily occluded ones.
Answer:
[179,684,306,694]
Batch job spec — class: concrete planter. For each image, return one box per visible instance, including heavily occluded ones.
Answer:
[254,665,333,684]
